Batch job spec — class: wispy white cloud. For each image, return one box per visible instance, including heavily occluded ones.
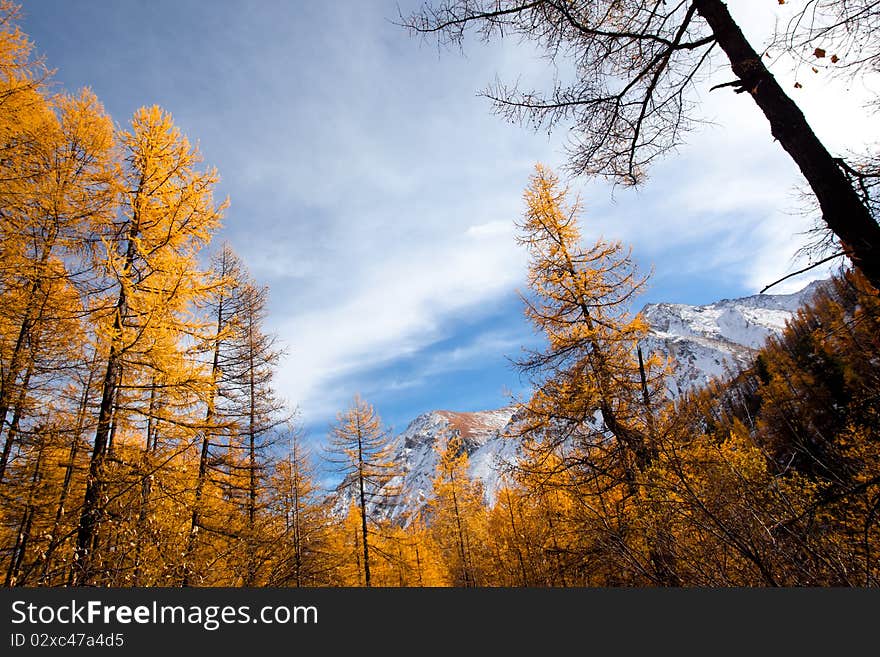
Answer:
[422,330,527,375]
[273,218,528,420]
[349,329,529,403]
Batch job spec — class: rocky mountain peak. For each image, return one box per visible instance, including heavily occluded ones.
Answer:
[333,279,826,522]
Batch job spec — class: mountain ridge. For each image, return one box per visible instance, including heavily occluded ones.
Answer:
[333,279,826,523]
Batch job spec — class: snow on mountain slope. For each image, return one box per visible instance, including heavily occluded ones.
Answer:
[333,280,825,522]
[642,279,824,395]
[332,407,516,523]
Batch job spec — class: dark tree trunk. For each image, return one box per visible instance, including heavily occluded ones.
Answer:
[182,424,211,587]
[40,349,99,585]
[132,380,159,586]
[71,341,121,585]
[71,207,141,587]
[5,435,45,586]
[414,545,423,586]
[353,525,362,586]
[291,456,302,587]
[0,230,57,457]
[182,288,224,587]
[504,488,529,586]
[449,473,472,587]
[356,429,372,587]
[544,495,567,587]
[695,0,880,291]
[246,323,257,586]
[0,363,34,485]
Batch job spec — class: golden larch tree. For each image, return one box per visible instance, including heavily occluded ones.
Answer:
[512,164,674,585]
[326,396,398,587]
[428,431,485,587]
[71,106,225,585]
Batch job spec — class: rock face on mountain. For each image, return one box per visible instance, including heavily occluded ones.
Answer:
[334,280,825,522]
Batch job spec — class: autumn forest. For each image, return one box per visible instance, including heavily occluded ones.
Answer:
[2,1,880,588]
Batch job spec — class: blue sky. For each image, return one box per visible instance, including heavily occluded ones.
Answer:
[21,1,880,438]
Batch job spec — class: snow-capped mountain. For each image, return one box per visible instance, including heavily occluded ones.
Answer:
[331,407,519,522]
[334,280,825,522]
[642,279,825,396]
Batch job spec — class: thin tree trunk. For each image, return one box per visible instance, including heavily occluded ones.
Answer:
[182,289,224,587]
[71,338,121,585]
[449,473,472,587]
[560,247,652,471]
[0,362,34,485]
[105,383,123,458]
[396,544,406,587]
[132,380,158,586]
[353,525,362,586]
[544,495,567,587]
[5,436,45,586]
[0,307,34,436]
[637,343,679,585]
[356,425,372,587]
[40,349,99,585]
[414,544,423,586]
[462,518,476,586]
[504,488,529,586]
[246,321,257,586]
[291,454,302,587]
[637,345,656,447]
[181,425,211,587]
[0,229,57,448]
